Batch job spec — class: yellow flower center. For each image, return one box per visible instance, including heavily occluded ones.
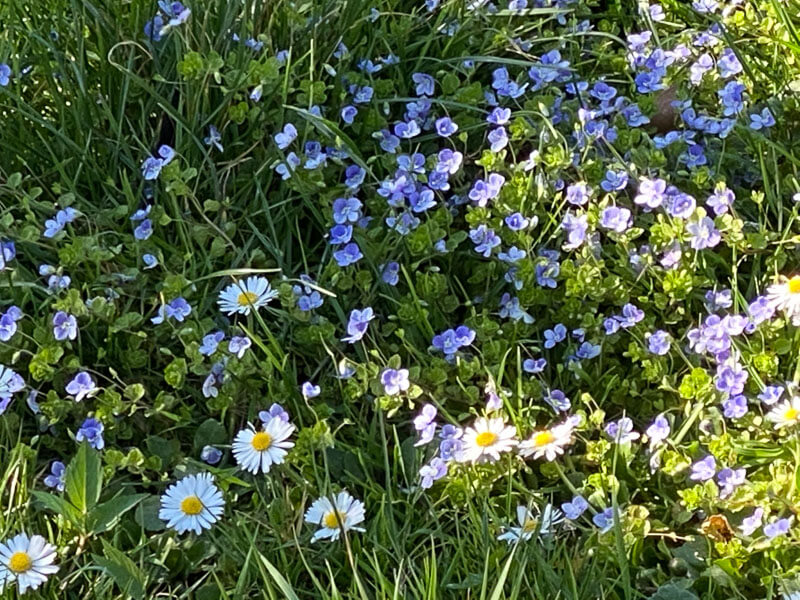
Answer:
[323,510,345,529]
[180,496,203,516]
[8,551,32,573]
[788,276,800,294]
[533,431,555,447]
[475,431,498,447]
[522,518,538,533]
[784,407,799,422]
[251,431,273,451]
[237,291,259,306]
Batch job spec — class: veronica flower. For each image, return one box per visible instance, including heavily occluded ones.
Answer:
[158,473,224,534]
[561,496,589,520]
[0,240,15,270]
[592,508,615,533]
[689,455,716,481]
[342,308,374,343]
[228,336,252,359]
[52,311,77,341]
[380,368,409,395]
[199,331,224,356]
[43,207,78,238]
[419,458,448,489]
[65,371,97,403]
[301,381,321,399]
[76,417,104,449]
[0,64,11,86]
[204,125,223,151]
[305,491,366,542]
[43,461,66,492]
[435,117,458,137]
[201,446,222,465]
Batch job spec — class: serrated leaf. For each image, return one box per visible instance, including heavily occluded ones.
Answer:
[65,442,103,514]
[31,490,82,526]
[94,539,146,600]
[89,494,148,534]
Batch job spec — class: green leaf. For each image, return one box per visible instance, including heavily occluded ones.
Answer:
[31,490,82,525]
[257,553,300,600]
[94,539,146,600]
[89,494,148,534]
[193,419,227,451]
[65,442,103,514]
[134,495,165,532]
[650,583,699,600]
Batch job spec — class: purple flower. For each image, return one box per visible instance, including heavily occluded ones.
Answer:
[689,455,716,481]
[740,507,763,535]
[487,126,508,151]
[469,225,501,257]
[381,262,400,286]
[201,446,222,465]
[634,177,666,210]
[647,330,671,355]
[432,326,474,359]
[718,81,746,116]
[419,457,448,489]
[600,206,631,233]
[134,219,153,241]
[0,63,11,86]
[228,335,252,358]
[342,307,374,343]
[592,507,615,533]
[561,496,589,520]
[333,242,363,267]
[52,311,77,341]
[749,108,776,131]
[66,371,97,402]
[43,461,66,491]
[0,240,15,271]
[544,389,570,413]
[715,362,747,395]
[381,368,410,395]
[435,117,458,137]
[544,324,567,349]
[332,196,362,224]
[412,72,435,96]
[341,105,358,124]
[646,414,670,447]
[199,331,225,356]
[561,213,588,249]
[667,190,696,219]
[76,417,105,449]
[301,381,321,399]
[717,467,746,498]
[576,341,600,359]
[601,170,628,192]
[504,212,530,231]
[764,517,792,539]
[758,385,783,406]
[487,107,511,125]
[686,216,721,250]
[605,417,640,443]
[718,48,742,78]
[202,362,225,398]
[258,403,290,424]
[722,394,748,419]
[566,182,591,206]
[523,358,546,373]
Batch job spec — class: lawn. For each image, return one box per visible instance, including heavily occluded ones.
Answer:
[1,0,800,598]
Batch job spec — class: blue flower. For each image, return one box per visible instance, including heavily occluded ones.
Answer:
[275,152,300,180]
[394,120,421,138]
[76,417,105,449]
[301,381,321,399]
[199,331,225,356]
[134,219,153,241]
[274,123,297,149]
[435,117,458,137]
[686,216,720,250]
[561,496,588,520]
[592,508,615,533]
[381,368,410,395]
[432,326,474,359]
[600,206,631,233]
[0,63,11,86]
[764,517,792,539]
[142,253,159,269]
[204,125,224,151]
[52,311,78,341]
[341,105,358,125]
[487,126,508,151]
[344,165,366,189]
[0,240,15,270]
[411,72,435,96]
[228,336,252,358]
[689,455,716,481]
[381,262,400,286]
[504,212,530,231]
[43,461,66,491]
[66,371,97,402]
[749,108,775,131]
[523,358,546,373]
[469,225,501,257]
[333,242,363,267]
[201,446,222,465]
[43,207,79,238]
[342,307,374,343]
[722,394,748,419]
[487,107,511,125]
[646,330,671,355]
[419,457,448,489]
[544,324,567,349]
[718,48,742,78]
[600,170,628,192]
[576,341,600,359]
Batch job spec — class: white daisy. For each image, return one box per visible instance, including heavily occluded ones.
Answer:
[232,417,295,474]
[518,420,575,461]
[767,397,800,429]
[0,533,58,594]
[158,472,225,534]
[457,417,518,463]
[497,504,564,544]
[217,276,278,316]
[767,275,800,325]
[304,490,366,542]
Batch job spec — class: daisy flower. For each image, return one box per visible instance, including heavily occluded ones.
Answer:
[518,420,575,461]
[158,472,225,534]
[232,417,295,474]
[304,490,366,542]
[457,417,517,463]
[497,504,564,544]
[217,276,278,316]
[767,275,800,325]
[767,397,800,429]
[0,533,58,594]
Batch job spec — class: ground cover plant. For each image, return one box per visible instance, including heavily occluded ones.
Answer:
[1,0,800,597]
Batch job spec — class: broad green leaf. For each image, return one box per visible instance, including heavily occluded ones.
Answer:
[31,490,82,526]
[94,539,146,600]
[65,442,103,514]
[89,494,148,534]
